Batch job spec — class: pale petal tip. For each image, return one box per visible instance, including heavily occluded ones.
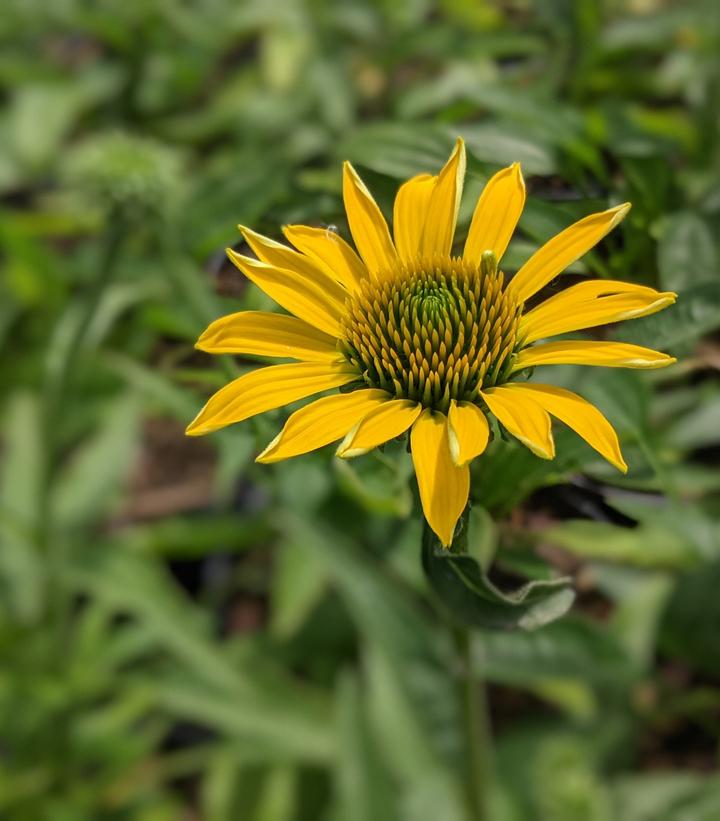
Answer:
[256,433,282,464]
[610,201,632,226]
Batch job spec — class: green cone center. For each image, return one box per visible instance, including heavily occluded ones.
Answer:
[340,253,521,413]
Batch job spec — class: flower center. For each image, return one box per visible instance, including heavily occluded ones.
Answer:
[340,252,521,413]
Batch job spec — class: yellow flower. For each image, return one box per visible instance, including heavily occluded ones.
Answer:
[187,139,676,547]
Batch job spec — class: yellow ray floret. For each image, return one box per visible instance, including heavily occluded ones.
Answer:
[464,162,525,265]
[196,311,341,361]
[393,173,436,262]
[257,389,389,463]
[497,384,627,473]
[447,400,490,467]
[227,250,345,337]
[418,138,466,259]
[282,224,367,292]
[509,203,632,304]
[186,361,358,436]
[189,137,677,547]
[519,280,676,344]
[481,386,555,460]
[343,161,397,276]
[512,340,676,371]
[337,399,422,458]
[411,409,470,547]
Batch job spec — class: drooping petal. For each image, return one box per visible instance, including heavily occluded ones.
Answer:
[336,399,422,458]
[419,138,466,259]
[227,250,344,337]
[196,311,342,361]
[463,163,525,265]
[481,386,555,459]
[447,400,490,466]
[343,161,398,277]
[519,279,676,344]
[411,409,470,548]
[257,389,389,463]
[393,173,436,262]
[497,383,627,472]
[282,224,367,292]
[240,225,347,295]
[512,340,676,372]
[186,361,358,436]
[509,203,632,304]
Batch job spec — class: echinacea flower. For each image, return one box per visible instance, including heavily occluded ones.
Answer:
[187,139,676,546]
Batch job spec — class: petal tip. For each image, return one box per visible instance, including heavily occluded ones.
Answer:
[611,202,632,226]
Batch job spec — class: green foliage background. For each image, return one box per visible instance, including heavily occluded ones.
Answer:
[1,0,719,818]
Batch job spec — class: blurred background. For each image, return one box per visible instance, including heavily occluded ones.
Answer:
[1,0,720,818]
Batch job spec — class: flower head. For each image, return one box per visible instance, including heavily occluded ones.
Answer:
[187,139,676,546]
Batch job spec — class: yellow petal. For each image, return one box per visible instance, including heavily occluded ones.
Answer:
[411,409,470,548]
[498,383,627,473]
[196,311,342,361]
[343,161,398,277]
[227,250,344,337]
[257,389,389,463]
[393,173,436,262]
[519,280,676,344]
[509,203,632,304]
[186,361,358,436]
[481,386,555,459]
[240,226,348,300]
[282,224,367,292]
[463,163,525,265]
[447,400,490,466]
[419,138,466,258]
[512,340,676,372]
[337,399,421,458]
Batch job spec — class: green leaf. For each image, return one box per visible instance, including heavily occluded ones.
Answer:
[0,391,44,623]
[422,524,575,631]
[539,519,704,569]
[611,772,720,821]
[660,561,720,676]
[475,617,636,687]
[658,211,718,291]
[333,672,398,821]
[337,123,452,180]
[270,539,329,639]
[51,393,142,528]
[461,123,557,175]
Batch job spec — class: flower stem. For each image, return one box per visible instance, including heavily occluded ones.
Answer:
[455,627,491,821]
[423,515,492,821]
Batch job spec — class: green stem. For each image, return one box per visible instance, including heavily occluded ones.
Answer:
[423,517,492,821]
[456,627,490,821]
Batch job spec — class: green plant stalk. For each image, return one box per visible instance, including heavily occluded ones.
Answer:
[455,627,490,821]
[424,516,492,821]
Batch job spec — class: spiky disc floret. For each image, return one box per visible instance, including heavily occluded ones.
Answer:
[340,251,521,413]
